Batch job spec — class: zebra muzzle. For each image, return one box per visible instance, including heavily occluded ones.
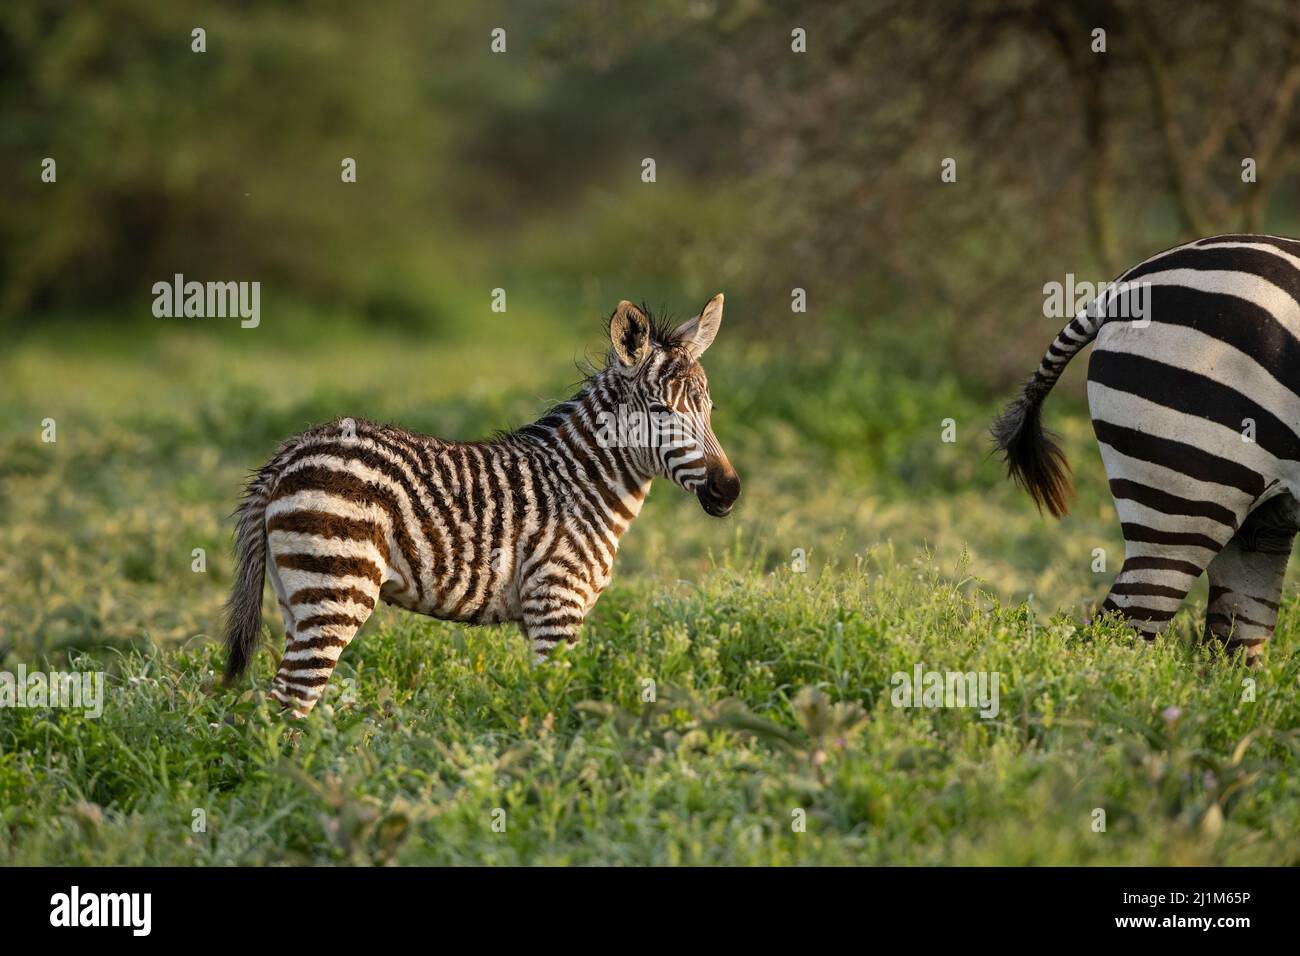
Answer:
[698,466,741,516]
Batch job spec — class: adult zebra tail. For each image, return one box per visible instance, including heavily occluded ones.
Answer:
[223,452,287,685]
[991,308,1103,518]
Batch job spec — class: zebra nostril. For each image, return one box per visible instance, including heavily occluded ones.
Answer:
[707,470,740,502]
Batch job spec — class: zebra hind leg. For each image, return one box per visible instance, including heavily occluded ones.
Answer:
[270,585,378,717]
[1202,495,1298,664]
[1098,534,1233,643]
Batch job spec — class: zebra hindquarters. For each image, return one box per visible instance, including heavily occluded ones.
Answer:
[1203,495,1298,663]
[1087,344,1279,641]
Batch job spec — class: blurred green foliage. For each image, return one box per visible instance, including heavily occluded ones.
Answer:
[4,0,1299,388]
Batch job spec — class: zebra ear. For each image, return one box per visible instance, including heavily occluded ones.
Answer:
[610,300,651,367]
[673,293,724,359]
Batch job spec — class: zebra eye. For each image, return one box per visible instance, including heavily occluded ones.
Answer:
[648,402,670,414]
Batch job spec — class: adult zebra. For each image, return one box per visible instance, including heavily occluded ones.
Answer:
[224,295,740,715]
[994,234,1300,660]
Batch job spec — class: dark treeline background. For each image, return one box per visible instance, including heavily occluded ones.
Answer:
[3,0,1299,388]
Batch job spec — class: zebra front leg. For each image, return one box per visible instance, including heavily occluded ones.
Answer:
[1203,497,1297,663]
[521,595,586,664]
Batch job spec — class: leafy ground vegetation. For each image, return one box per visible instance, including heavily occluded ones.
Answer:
[2,311,1298,865]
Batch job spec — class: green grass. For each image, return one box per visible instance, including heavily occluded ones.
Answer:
[2,311,1299,865]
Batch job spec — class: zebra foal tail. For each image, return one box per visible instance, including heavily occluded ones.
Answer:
[223,463,277,685]
[992,308,1104,519]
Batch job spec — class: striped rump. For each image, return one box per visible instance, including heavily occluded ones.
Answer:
[995,234,1300,660]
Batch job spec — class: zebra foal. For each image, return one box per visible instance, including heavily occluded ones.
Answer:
[224,295,740,715]
[995,234,1300,660]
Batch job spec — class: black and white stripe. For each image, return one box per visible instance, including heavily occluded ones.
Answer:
[224,295,740,715]
[994,234,1300,660]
